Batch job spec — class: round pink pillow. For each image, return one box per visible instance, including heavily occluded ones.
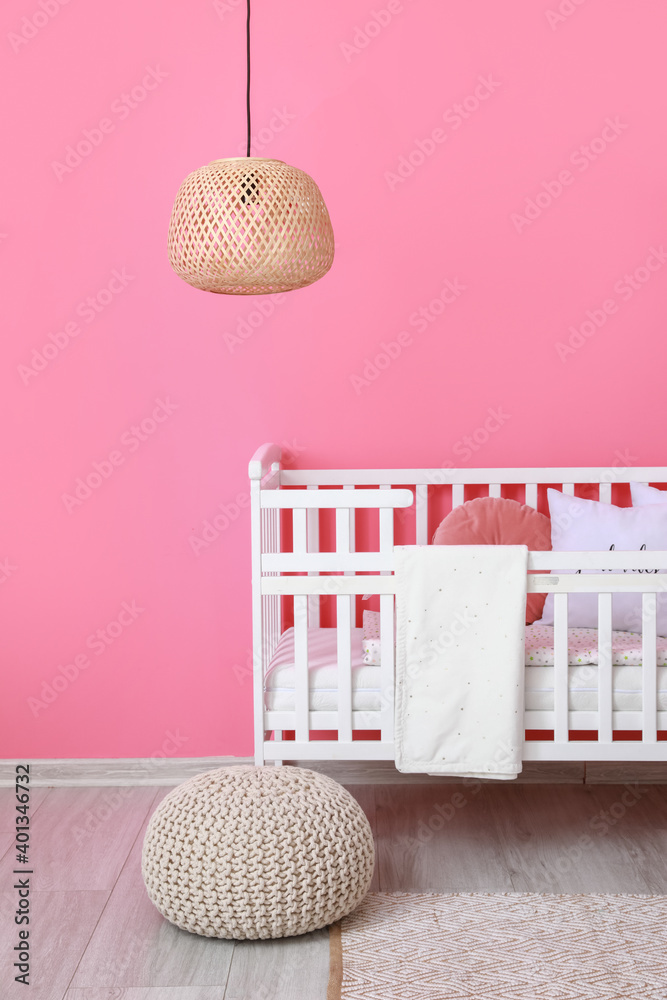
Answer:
[432,496,552,624]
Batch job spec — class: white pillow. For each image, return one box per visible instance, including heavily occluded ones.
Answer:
[631,481,667,505]
[536,489,667,635]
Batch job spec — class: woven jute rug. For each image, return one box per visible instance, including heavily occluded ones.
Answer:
[327,892,667,999]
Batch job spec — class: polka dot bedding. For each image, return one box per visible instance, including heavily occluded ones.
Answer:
[361,610,667,666]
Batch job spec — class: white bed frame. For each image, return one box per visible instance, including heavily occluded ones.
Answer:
[250,443,667,768]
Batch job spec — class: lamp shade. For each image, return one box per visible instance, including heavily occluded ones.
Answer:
[167,158,335,295]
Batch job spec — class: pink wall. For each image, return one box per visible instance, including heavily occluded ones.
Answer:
[3,0,667,758]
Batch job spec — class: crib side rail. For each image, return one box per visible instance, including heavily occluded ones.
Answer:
[279,462,667,545]
[280,465,667,486]
[264,555,667,762]
[526,553,667,753]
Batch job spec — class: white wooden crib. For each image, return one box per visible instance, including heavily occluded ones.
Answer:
[249,443,667,768]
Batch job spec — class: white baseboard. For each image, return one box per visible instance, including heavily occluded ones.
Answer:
[0,757,253,786]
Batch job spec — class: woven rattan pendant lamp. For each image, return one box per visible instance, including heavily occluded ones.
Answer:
[168,0,334,295]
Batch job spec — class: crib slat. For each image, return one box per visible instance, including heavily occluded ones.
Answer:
[336,506,351,556]
[598,482,612,504]
[379,593,394,743]
[415,484,428,545]
[307,486,320,628]
[379,485,394,555]
[336,595,353,743]
[270,510,277,660]
[293,507,307,554]
[597,593,613,744]
[379,485,394,576]
[294,595,309,743]
[275,508,281,650]
[562,483,575,496]
[525,483,538,509]
[553,593,569,743]
[642,592,658,743]
[343,484,356,579]
[488,483,501,498]
[262,509,271,669]
[452,484,465,509]
[345,484,356,547]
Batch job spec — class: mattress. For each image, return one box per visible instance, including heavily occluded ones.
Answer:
[264,627,667,714]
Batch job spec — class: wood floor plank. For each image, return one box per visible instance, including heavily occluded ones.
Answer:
[484,783,666,894]
[375,783,516,892]
[65,989,226,999]
[71,788,235,989]
[0,889,108,1000]
[223,929,330,1000]
[9,780,667,999]
[0,785,49,832]
[28,786,159,891]
[344,785,380,892]
[0,830,17,865]
[580,783,667,893]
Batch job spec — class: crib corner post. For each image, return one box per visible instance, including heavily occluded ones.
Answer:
[251,474,266,768]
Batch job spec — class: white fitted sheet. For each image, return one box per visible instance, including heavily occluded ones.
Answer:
[264,627,667,714]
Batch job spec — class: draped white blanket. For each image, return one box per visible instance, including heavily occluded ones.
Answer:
[394,545,528,779]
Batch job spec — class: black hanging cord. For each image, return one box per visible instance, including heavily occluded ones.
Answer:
[245,0,251,157]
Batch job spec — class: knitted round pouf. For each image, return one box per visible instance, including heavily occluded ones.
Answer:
[141,765,375,940]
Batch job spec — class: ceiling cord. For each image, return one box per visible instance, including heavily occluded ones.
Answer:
[246,0,251,157]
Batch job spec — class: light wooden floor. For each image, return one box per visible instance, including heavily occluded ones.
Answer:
[2,780,667,999]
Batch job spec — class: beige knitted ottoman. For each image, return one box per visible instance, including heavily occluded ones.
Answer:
[141,765,375,939]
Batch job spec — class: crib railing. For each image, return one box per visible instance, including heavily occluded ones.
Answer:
[257,557,667,764]
[527,551,666,757]
[249,444,667,766]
